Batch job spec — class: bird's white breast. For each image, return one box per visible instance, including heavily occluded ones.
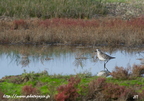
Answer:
[97,52,106,61]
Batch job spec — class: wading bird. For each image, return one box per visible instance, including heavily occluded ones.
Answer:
[95,49,115,70]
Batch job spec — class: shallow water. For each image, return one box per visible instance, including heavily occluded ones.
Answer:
[0,45,144,79]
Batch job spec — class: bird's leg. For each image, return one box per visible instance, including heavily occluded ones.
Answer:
[105,60,109,65]
[104,60,109,70]
[104,63,108,70]
[104,62,107,70]
[104,62,105,69]
[105,66,109,71]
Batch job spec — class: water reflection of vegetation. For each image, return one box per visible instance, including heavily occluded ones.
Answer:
[73,52,88,68]
[0,45,90,67]
[0,45,144,67]
[0,45,78,67]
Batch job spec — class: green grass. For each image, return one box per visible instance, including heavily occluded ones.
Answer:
[0,72,144,96]
[107,77,144,86]
[102,0,143,3]
[0,0,107,19]
[0,72,93,95]
[105,0,129,3]
[0,0,142,19]
[0,82,23,95]
[0,72,144,100]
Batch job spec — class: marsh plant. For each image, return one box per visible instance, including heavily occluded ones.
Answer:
[0,71,144,101]
[55,76,80,101]
[86,78,137,101]
[0,17,144,46]
[0,0,107,18]
[22,85,39,95]
[111,65,144,80]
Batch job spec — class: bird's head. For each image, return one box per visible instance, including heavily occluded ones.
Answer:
[95,48,100,52]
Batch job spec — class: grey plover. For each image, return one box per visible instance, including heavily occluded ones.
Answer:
[95,49,115,70]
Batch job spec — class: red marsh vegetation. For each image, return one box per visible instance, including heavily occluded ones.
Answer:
[0,17,144,46]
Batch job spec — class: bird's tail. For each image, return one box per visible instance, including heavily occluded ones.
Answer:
[110,57,115,59]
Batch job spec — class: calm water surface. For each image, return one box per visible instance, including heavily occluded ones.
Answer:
[0,45,143,78]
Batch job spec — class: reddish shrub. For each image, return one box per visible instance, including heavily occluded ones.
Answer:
[22,85,39,95]
[55,76,80,101]
[13,19,28,29]
[87,77,137,101]
[138,90,144,100]
[87,77,106,100]
[39,18,100,28]
[127,17,144,28]
[88,77,106,93]
[102,18,125,28]
[38,17,144,29]
[14,19,26,25]
[102,83,136,100]
[111,65,144,80]
[131,65,144,78]
[0,91,4,100]
[111,66,130,80]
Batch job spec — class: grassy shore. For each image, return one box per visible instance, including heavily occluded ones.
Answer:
[0,65,144,101]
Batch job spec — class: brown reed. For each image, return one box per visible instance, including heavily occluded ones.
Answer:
[0,17,144,46]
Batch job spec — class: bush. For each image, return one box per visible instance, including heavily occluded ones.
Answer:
[0,91,4,100]
[22,85,39,95]
[111,66,130,80]
[111,65,144,80]
[139,90,144,100]
[55,76,81,101]
[130,65,144,78]
[102,83,136,101]
[13,19,28,30]
[87,77,137,101]
[87,77,106,101]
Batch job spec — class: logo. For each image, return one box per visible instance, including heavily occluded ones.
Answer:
[133,95,138,99]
